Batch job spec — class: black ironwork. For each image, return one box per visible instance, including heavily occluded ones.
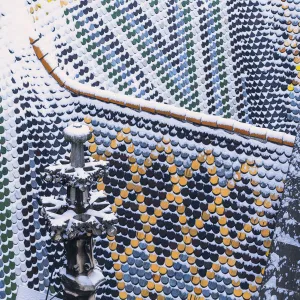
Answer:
[40,123,117,300]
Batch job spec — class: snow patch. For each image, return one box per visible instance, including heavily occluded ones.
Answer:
[265,276,277,289]
[64,123,90,140]
[276,232,300,248]
[16,285,60,300]
[0,0,35,51]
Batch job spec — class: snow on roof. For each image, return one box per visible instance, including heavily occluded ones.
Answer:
[0,1,298,300]
[31,35,295,148]
[16,285,60,300]
[25,0,300,134]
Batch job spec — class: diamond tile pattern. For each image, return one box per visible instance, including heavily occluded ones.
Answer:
[0,40,294,298]
[79,107,292,300]
[26,0,300,134]
[0,1,297,300]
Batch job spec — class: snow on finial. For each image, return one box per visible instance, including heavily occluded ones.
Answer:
[64,123,92,144]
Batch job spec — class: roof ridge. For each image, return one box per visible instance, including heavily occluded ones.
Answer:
[29,35,295,148]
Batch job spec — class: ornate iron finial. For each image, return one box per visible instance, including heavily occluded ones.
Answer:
[40,123,117,300]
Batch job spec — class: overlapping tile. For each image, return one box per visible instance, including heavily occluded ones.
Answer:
[25,0,300,134]
[0,1,298,300]
[76,105,292,300]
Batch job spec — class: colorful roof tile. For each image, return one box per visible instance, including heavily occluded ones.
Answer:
[26,0,300,134]
[0,1,299,300]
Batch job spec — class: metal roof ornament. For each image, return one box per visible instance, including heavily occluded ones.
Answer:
[40,123,117,300]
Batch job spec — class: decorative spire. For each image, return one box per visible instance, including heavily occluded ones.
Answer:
[40,123,117,300]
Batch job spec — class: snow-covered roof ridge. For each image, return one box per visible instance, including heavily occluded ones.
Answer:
[30,35,295,148]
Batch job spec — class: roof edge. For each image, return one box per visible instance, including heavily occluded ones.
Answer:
[30,36,295,148]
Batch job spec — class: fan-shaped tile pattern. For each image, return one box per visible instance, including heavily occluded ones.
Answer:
[0,1,297,300]
[25,0,300,134]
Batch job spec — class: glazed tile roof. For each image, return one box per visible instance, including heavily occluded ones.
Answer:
[26,0,300,134]
[0,30,295,297]
[0,1,298,300]
[79,108,292,300]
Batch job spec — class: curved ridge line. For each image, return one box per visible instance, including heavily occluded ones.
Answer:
[29,35,295,148]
